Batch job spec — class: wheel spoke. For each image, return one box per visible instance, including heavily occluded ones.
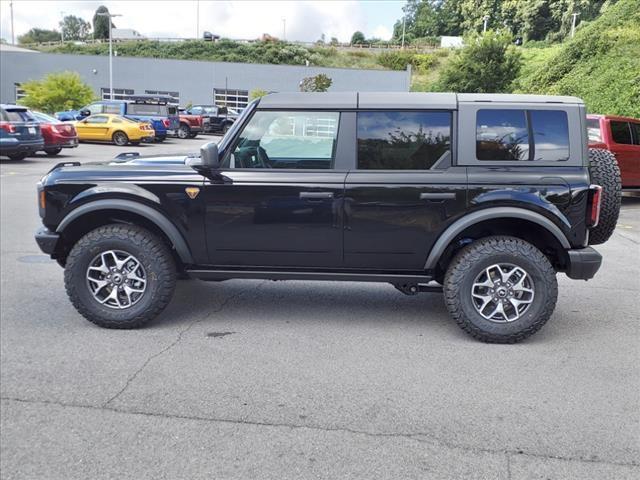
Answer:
[472,293,493,313]
[87,250,147,310]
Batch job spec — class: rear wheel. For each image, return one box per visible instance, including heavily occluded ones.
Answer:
[588,148,621,245]
[177,124,190,139]
[64,224,176,329]
[444,236,557,343]
[188,133,198,139]
[7,152,28,161]
[45,147,62,156]
[112,131,129,146]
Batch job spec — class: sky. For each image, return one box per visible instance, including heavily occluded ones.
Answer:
[0,0,405,44]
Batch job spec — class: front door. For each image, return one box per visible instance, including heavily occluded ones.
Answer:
[77,115,110,141]
[344,110,467,271]
[204,109,346,268]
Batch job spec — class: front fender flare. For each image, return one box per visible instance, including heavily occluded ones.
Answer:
[424,207,571,270]
[56,199,194,264]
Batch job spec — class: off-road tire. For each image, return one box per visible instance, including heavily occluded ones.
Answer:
[588,148,621,245]
[112,131,129,146]
[444,236,558,344]
[177,124,190,139]
[64,224,176,329]
[45,147,62,156]
[7,152,28,161]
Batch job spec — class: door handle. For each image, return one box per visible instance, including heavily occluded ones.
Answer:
[300,192,334,199]
[420,192,456,201]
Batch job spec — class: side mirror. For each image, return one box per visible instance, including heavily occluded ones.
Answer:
[199,142,220,169]
[80,109,91,117]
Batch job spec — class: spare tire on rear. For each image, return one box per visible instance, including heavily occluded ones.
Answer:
[588,148,621,245]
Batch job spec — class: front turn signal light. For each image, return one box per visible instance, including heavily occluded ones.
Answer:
[39,190,46,210]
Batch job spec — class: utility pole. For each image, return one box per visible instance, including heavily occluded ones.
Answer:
[196,0,199,39]
[10,1,15,44]
[483,15,490,33]
[98,12,122,100]
[282,17,286,41]
[401,15,406,49]
[571,12,579,38]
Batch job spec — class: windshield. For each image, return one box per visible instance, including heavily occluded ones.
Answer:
[33,111,62,124]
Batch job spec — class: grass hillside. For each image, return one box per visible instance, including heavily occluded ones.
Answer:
[515,0,640,117]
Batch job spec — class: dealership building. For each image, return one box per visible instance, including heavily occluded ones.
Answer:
[0,49,411,110]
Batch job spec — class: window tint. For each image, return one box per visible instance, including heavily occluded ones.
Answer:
[587,118,602,142]
[530,110,569,161]
[4,109,34,122]
[477,109,529,161]
[631,123,640,145]
[229,111,339,169]
[611,121,632,144]
[127,104,168,116]
[357,111,451,170]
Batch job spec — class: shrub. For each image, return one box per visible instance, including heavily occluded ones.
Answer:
[18,71,95,113]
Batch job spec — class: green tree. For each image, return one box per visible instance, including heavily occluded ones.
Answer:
[436,31,522,93]
[18,71,96,113]
[299,73,333,92]
[350,31,366,44]
[249,88,269,100]
[18,28,61,44]
[93,5,115,40]
[60,15,91,41]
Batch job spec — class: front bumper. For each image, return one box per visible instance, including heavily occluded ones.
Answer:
[565,247,602,280]
[35,227,60,256]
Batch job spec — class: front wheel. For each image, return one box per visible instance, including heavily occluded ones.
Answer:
[177,124,190,139]
[7,152,28,161]
[45,147,62,156]
[64,224,176,329]
[112,131,129,146]
[444,236,557,343]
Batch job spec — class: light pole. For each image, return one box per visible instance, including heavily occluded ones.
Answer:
[483,15,490,33]
[401,15,406,49]
[196,0,200,39]
[282,17,286,41]
[98,12,122,100]
[571,12,579,38]
[60,11,66,44]
[10,1,15,44]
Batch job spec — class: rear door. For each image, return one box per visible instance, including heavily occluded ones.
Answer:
[203,109,347,268]
[609,120,640,187]
[343,110,467,271]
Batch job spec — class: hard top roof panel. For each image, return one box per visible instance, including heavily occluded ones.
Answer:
[458,93,584,104]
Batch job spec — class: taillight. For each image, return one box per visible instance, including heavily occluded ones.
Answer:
[162,119,170,127]
[51,124,61,134]
[588,185,603,227]
[0,122,16,133]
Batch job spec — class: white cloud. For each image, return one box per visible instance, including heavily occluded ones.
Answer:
[0,0,380,43]
[371,24,392,40]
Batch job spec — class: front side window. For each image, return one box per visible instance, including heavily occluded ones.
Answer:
[86,103,103,115]
[530,110,569,161]
[611,121,632,145]
[357,111,451,170]
[477,109,529,161]
[85,115,108,124]
[229,111,339,169]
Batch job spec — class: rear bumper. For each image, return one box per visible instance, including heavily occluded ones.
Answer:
[565,247,602,280]
[1,138,44,155]
[35,227,60,256]
[46,135,79,148]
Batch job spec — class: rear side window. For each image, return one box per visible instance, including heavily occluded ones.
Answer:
[476,109,569,162]
[631,123,640,145]
[357,111,451,170]
[103,104,121,114]
[127,104,168,116]
[611,121,632,144]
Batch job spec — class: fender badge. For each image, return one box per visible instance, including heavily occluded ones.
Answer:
[185,187,200,199]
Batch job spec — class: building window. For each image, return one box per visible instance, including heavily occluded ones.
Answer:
[145,90,180,103]
[213,88,249,112]
[101,88,135,101]
[15,84,26,102]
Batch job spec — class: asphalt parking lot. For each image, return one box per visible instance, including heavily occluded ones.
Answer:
[1,138,639,479]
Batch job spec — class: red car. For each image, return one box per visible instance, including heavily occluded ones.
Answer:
[176,109,204,139]
[31,111,79,156]
[587,114,640,189]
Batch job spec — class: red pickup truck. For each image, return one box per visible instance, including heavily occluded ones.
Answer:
[587,114,640,189]
[176,110,205,139]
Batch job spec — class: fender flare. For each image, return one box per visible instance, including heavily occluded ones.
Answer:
[424,207,571,270]
[56,199,194,264]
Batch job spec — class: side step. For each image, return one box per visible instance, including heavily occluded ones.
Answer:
[186,268,435,285]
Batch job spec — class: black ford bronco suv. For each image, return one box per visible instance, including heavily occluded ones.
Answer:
[35,93,621,343]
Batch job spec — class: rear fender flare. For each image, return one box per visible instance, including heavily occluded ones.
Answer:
[56,199,193,264]
[424,207,571,270]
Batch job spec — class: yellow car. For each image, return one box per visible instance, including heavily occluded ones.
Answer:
[74,114,155,146]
